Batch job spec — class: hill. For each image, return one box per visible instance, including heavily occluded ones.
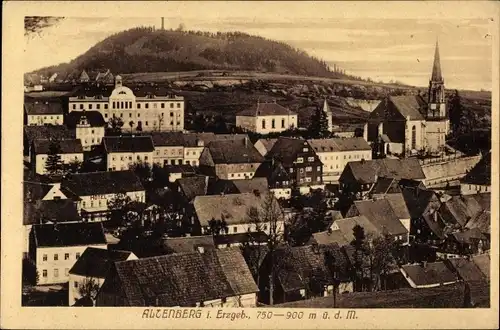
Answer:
[31,27,358,80]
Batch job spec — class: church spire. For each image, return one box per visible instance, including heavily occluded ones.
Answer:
[431,40,443,82]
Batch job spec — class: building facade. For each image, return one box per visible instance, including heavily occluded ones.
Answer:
[25,102,64,126]
[31,139,84,175]
[103,135,155,171]
[68,76,185,132]
[65,111,106,151]
[236,102,297,134]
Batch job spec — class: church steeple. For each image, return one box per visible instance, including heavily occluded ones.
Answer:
[431,40,443,82]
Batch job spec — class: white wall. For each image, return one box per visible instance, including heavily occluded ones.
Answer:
[77,191,146,215]
[76,126,105,151]
[27,114,63,126]
[317,149,372,183]
[107,151,154,171]
[271,188,292,200]
[460,183,491,195]
[255,115,297,134]
[153,146,184,165]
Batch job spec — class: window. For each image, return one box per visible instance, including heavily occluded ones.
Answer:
[137,113,141,117]
[76,253,80,259]
[72,104,76,109]
[42,270,47,277]
[303,147,308,152]
[137,103,141,109]
[177,103,181,108]
[281,119,285,128]
[120,113,123,118]
[317,166,321,171]
[305,177,312,182]
[145,103,149,109]
[104,104,108,110]
[271,119,275,129]
[306,166,312,172]
[64,253,69,260]
[154,103,157,108]
[129,101,132,108]
[54,254,58,261]
[161,103,165,108]
[42,254,47,261]
[129,156,132,160]
[80,104,84,110]
[97,104,100,110]
[299,168,304,173]
[104,113,108,118]
[308,157,314,162]
[262,119,266,129]
[290,168,293,173]
[344,155,346,159]
[91,129,95,134]
[170,103,174,108]
[74,281,78,288]
[263,224,268,230]
[411,125,417,150]
[233,227,238,233]
[170,112,174,117]
[145,121,148,126]
[129,113,132,118]
[54,269,59,278]
[296,157,304,163]
[145,156,148,161]
[89,104,93,110]
[82,201,86,208]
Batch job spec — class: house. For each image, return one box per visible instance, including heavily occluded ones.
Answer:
[96,248,259,307]
[28,222,107,285]
[236,102,297,134]
[199,138,264,180]
[94,69,115,85]
[68,247,137,305]
[438,194,490,229]
[182,132,218,166]
[254,138,278,157]
[191,192,284,236]
[25,101,64,126]
[65,111,106,151]
[346,199,409,245]
[258,244,352,304]
[258,137,324,195]
[103,135,155,171]
[176,175,211,204]
[442,228,489,256]
[31,139,84,175]
[460,151,491,195]
[253,160,292,200]
[399,261,458,288]
[24,125,76,157]
[208,177,269,196]
[444,257,489,283]
[150,132,185,165]
[338,158,425,199]
[163,164,196,183]
[308,137,372,183]
[367,42,449,156]
[60,170,145,221]
[69,75,185,132]
[332,123,367,139]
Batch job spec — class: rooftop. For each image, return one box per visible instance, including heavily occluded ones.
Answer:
[237,102,296,117]
[204,139,264,164]
[401,261,458,287]
[65,111,106,128]
[341,158,425,185]
[33,139,83,155]
[32,222,106,248]
[25,102,64,115]
[69,247,134,278]
[103,136,155,153]
[61,170,144,196]
[308,137,371,153]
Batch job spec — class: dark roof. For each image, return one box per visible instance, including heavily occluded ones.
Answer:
[209,177,269,195]
[451,228,487,245]
[465,210,490,234]
[25,102,64,115]
[441,195,489,227]
[311,230,350,247]
[401,187,440,219]
[150,132,185,147]
[24,181,53,202]
[182,132,217,147]
[272,244,351,292]
[255,138,278,155]
[471,254,490,280]
[369,177,401,195]
[205,139,264,164]
[389,95,426,120]
[341,158,425,185]
[61,171,144,196]
[65,111,106,128]
[445,257,487,282]
[267,137,315,166]
[273,280,490,308]
[421,212,446,239]
[103,136,154,153]
[24,199,80,225]
[33,139,83,155]
[24,126,75,145]
[214,232,269,246]
[108,248,258,306]
[461,151,491,185]
[351,199,408,236]
[32,222,106,247]
[69,247,134,278]
[381,193,411,220]
[177,175,210,201]
[334,215,382,243]
[401,262,458,286]
[161,236,216,253]
[164,164,196,174]
[237,102,296,116]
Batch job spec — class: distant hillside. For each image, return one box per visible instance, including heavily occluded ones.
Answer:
[31,27,357,80]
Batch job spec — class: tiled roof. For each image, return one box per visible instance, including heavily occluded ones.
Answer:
[33,139,83,155]
[388,95,426,120]
[369,177,401,195]
[24,126,75,145]
[445,257,487,282]
[25,102,64,115]
[205,139,264,164]
[341,158,425,185]
[161,236,216,253]
[109,248,258,306]
[182,132,217,147]
[214,232,269,246]
[272,244,350,292]
[421,212,446,239]
[401,187,440,219]
[351,199,408,236]
[65,111,106,128]
[380,193,411,220]
[471,254,490,280]
[451,228,487,245]
[465,209,490,234]
[104,136,155,153]
[237,102,296,117]
[267,137,314,166]
[333,215,382,243]
[150,132,185,147]
[61,170,144,196]
[311,230,350,246]
[24,199,80,225]
[23,181,53,202]
[177,175,210,201]
[401,262,458,287]
[255,139,278,155]
[164,164,196,174]
[193,192,282,227]
[209,177,269,195]
[441,195,488,227]
[32,222,106,247]
[308,137,371,153]
[69,247,133,278]
[461,151,491,185]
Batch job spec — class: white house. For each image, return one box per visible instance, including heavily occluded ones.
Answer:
[68,75,185,132]
[25,101,64,126]
[31,139,84,175]
[28,222,107,285]
[60,170,145,221]
[308,137,372,183]
[103,135,155,171]
[68,247,137,306]
[65,111,106,151]
[236,102,297,134]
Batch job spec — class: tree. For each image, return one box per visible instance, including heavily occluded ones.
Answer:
[64,158,82,174]
[77,276,100,303]
[45,140,64,175]
[205,217,228,237]
[128,120,135,134]
[351,224,366,291]
[25,17,64,37]
[107,193,133,227]
[368,233,398,291]
[107,116,124,135]
[308,104,330,138]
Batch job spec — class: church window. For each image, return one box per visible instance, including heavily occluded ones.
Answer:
[411,126,417,150]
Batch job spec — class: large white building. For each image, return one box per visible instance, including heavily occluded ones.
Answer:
[308,137,372,183]
[68,76,185,132]
[31,139,84,175]
[28,222,107,285]
[65,111,106,151]
[236,102,297,134]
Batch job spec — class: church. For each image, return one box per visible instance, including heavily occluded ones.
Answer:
[367,41,450,157]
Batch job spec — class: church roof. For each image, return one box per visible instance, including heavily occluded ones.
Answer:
[431,41,443,82]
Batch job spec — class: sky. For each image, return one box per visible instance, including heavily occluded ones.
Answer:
[24,2,495,91]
